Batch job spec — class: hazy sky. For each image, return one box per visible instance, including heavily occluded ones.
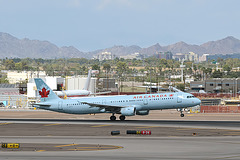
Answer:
[0,0,239,51]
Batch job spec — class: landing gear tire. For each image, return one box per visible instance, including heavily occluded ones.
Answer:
[119,115,126,121]
[110,116,116,121]
[180,113,184,117]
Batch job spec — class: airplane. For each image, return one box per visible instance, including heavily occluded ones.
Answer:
[33,78,201,121]
[54,70,111,98]
[53,70,92,97]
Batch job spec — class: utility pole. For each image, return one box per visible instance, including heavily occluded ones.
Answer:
[180,60,185,83]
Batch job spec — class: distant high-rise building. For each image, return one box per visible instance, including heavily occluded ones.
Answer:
[94,52,114,61]
[185,52,199,62]
[155,51,173,60]
[120,52,143,60]
[173,53,185,61]
[173,52,199,62]
[199,54,209,62]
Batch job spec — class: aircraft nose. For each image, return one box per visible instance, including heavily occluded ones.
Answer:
[196,98,201,105]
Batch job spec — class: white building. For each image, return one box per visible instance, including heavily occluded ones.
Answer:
[199,54,209,62]
[120,53,143,60]
[66,77,97,93]
[94,52,114,61]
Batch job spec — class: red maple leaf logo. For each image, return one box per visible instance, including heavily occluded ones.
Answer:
[169,94,174,97]
[39,87,50,98]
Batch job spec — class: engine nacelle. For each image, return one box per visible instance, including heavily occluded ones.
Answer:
[120,107,136,116]
[136,110,149,115]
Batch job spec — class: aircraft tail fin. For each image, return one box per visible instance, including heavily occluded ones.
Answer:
[84,69,92,90]
[34,78,60,102]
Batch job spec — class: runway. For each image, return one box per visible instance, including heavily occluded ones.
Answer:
[0,111,240,159]
[0,119,240,159]
[1,136,240,159]
[1,118,240,129]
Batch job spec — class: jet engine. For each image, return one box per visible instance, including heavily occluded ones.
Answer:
[136,110,149,115]
[120,107,136,116]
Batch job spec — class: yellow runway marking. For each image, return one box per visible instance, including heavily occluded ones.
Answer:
[91,124,111,127]
[44,123,61,126]
[135,126,158,129]
[36,150,45,152]
[76,147,120,149]
[0,123,12,125]
[68,145,123,151]
[68,149,100,151]
[55,144,79,148]
[187,114,194,116]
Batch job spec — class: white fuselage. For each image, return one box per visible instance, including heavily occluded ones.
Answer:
[36,92,201,115]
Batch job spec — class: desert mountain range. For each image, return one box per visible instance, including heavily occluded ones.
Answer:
[0,32,240,59]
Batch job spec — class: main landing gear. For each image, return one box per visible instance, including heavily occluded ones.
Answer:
[110,115,116,121]
[119,115,126,121]
[110,114,126,121]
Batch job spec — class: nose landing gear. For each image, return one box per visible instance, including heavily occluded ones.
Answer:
[180,113,184,117]
[178,109,185,117]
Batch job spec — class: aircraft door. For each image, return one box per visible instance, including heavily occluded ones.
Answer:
[102,99,106,105]
[58,101,63,110]
[143,99,148,105]
[177,93,182,103]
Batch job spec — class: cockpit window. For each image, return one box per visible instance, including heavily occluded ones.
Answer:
[187,96,195,98]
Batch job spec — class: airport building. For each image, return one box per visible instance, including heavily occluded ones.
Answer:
[190,78,240,94]
[0,83,27,108]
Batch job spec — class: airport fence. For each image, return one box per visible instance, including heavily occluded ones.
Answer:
[200,105,240,113]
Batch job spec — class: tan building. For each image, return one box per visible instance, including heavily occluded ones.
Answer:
[185,52,199,62]
[7,71,46,84]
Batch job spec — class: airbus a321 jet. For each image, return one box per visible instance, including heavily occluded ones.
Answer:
[34,78,201,121]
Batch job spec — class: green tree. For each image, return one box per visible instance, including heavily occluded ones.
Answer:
[103,63,111,73]
[212,70,223,78]
[223,64,231,72]
[92,64,100,71]
[4,59,15,70]
[116,61,127,75]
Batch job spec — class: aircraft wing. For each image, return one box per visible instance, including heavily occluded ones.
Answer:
[81,102,124,112]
